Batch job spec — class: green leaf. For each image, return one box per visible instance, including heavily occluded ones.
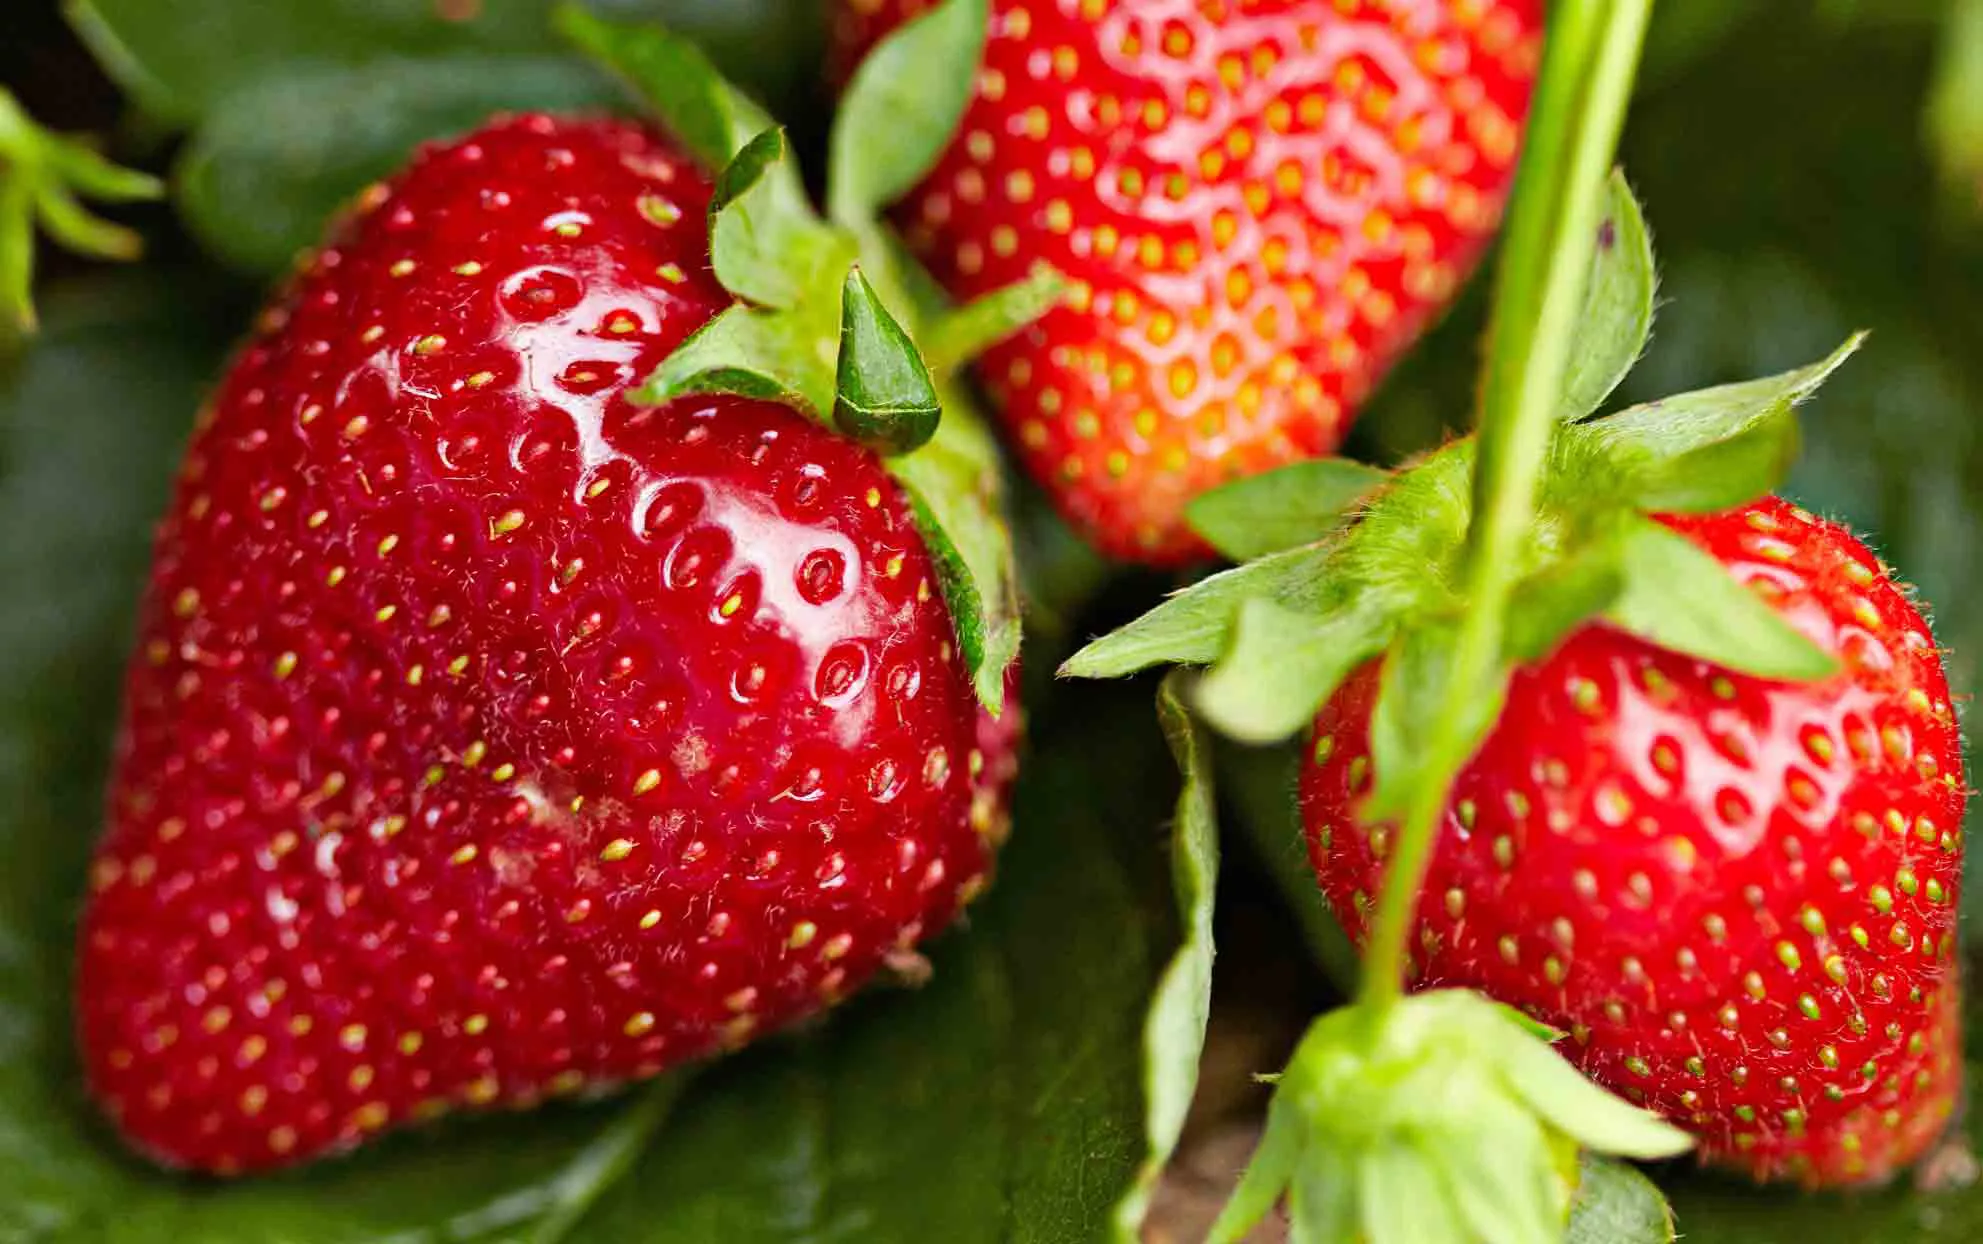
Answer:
[1564,333,1865,509]
[1927,0,1983,208]
[1112,675,1220,1240]
[1559,170,1656,422]
[1185,459,1393,563]
[69,0,824,132]
[1566,1156,1673,1244]
[921,263,1066,374]
[556,4,765,168]
[887,380,1022,711]
[175,55,620,272]
[0,286,1212,1234]
[834,267,942,455]
[1606,515,1839,681]
[1194,598,1390,745]
[1363,624,1509,824]
[633,301,839,419]
[1059,542,1341,680]
[826,0,988,226]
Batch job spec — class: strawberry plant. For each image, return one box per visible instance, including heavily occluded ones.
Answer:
[4,0,1982,1241]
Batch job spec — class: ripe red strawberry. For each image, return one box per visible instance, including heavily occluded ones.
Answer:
[832,0,1543,563]
[77,113,1019,1175]
[1302,496,1965,1187]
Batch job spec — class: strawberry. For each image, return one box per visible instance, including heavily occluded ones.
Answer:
[832,0,1545,563]
[1302,497,1967,1187]
[76,109,1023,1175]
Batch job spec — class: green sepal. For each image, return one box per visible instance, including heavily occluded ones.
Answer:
[0,87,162,334]
[1206,992,1688,1244]
[827,0,989,227]
[632,300,838,420]
[1193,598,1391,745]
[1206,1091,1306,1244]
[1058,541,1341,679]
[834,267,941,455]
[1362,1144,1469,1244]
[1502,542,1627,664]
[707,127,844,311]
[1563,333,1866,511]
[888,383,1021,712]
[1185,458,1392,562]
[1606,515,1839,680]
[555,4,765,168]
[921,263,1066,374]
[1363,623,1510,824]
[1558,170,1656,422]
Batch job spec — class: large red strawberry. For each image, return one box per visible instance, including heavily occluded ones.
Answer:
[833,0,1544,563]
[1304,497,1966,1187]
[76,103,1027,1175]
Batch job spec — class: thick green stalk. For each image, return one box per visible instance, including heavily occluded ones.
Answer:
[1357,0,1654,1009]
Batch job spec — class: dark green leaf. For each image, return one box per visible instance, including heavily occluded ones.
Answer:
[1185,458,1392,562]
[1559,170,1656,422]
[1059,542,1341,680]
[887,380,1021,711]
[69,0,823,132]
[633,301,839,420]
[834,267,941,455]
[1606,515,1838,681]
[1502,543,1627,664]
[921,264,1066,374]
[175,55,619,273]
[1194,598,1390,744]
[826,0,988,226]
[0,287,1212,1233]
[1567,1156,1673,1244]
[1113,676,1220,1237]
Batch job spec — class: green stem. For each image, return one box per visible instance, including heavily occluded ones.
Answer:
[1357,0,1655,1010]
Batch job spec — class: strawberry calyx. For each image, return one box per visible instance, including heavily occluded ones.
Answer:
[559,0,1051,712]
[1206,990,1691,1244]
[1060,174,1864,779]
[0,87,163,337]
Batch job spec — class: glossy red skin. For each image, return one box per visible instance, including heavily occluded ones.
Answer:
[835,0,1542,563]
[78,114,1017,1175]
[1303,499,1966,1187]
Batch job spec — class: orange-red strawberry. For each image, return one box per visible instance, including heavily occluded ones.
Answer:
[833,0,1544,563]
[77,113,1018,1175]
[1303,497,1966,1187]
